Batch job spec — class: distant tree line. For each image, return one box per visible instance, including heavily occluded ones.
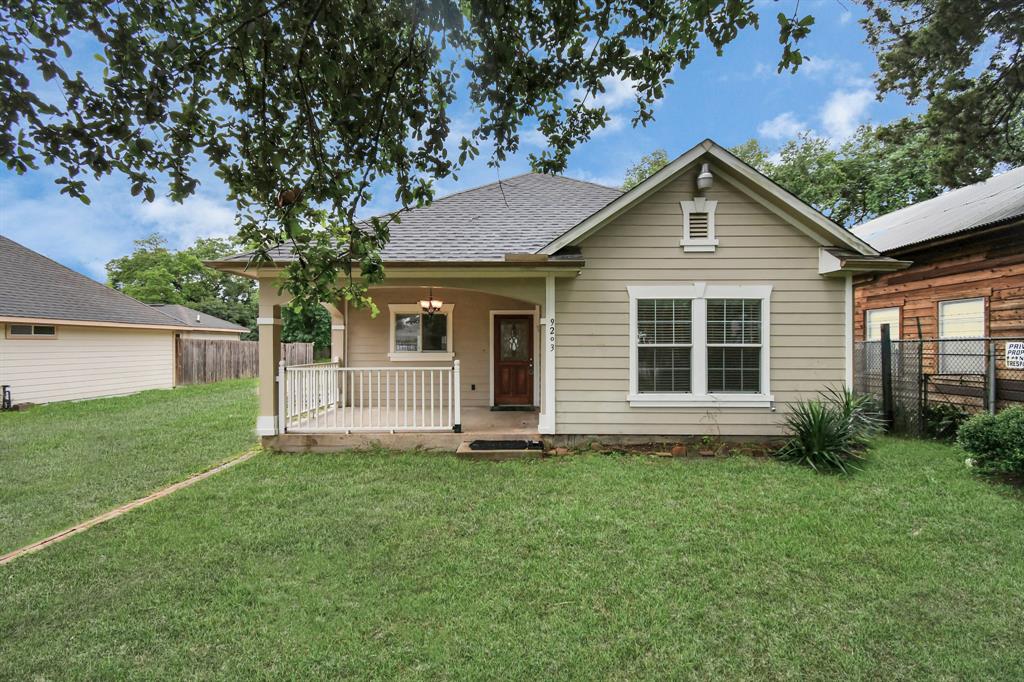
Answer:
[106,235,330,348]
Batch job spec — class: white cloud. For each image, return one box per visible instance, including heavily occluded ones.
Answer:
[799,56,837,78]
[757,112,807,140]
[567,168,624,189]
[819,88,873,141]
[590,73,638,112]
[839,10,854,25]
[135,195,236,246]
[1,168,237,280]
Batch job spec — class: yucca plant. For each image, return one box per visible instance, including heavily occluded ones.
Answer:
[775,388,882,474]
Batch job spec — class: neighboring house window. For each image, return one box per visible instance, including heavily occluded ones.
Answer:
[938,298,985,375]
[679,197,718,252]
[628,284,772,407]
[865,307,900,341]
[388,304,454,361]
[5,324,57,339]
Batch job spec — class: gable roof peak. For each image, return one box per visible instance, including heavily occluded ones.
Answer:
[540,138,879,257]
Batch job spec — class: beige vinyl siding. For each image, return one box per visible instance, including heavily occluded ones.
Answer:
[556,169,845,437]
[0,324,174,404]
[347,287,538,407]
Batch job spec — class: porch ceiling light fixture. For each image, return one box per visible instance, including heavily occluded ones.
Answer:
[419,287,443,315]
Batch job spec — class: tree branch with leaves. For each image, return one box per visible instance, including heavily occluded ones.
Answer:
[1,0,817,311]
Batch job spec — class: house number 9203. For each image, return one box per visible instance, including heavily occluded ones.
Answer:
[548,318,556,351]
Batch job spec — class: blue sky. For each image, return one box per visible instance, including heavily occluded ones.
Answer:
[0,1,918,280]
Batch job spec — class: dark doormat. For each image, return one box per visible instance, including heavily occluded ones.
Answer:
[490,405,538,412]
[468,439,544,451]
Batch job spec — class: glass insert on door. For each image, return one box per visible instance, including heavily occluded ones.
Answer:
[500,319,529,361]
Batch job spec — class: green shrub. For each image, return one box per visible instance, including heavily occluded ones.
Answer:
[775,388,883,474]
[957,406,1024,475]
[924,403,971,441]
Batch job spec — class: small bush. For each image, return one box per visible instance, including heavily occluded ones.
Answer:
[775,388,883,474]
[924,403,970,441]
[957,406,1024,475]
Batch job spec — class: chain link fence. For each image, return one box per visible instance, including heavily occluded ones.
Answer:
[854,337,1024,437]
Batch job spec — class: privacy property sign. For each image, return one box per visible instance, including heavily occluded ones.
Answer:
[1007,342,1024,369]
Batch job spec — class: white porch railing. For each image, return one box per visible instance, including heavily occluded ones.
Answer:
[279,360,461,433]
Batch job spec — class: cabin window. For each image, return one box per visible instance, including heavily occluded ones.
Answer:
[938,298,985,374]
[388,304,454,361]
[679,197,719,252]
[628,284,772,407]
[5,324,57,339]
[865,307,900,340]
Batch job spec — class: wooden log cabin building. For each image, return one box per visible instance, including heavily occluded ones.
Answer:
[851,166,1024,408]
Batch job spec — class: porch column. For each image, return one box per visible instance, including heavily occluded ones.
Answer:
[256,277,290,436]
[322,301,346,364]
[538,274,557,434]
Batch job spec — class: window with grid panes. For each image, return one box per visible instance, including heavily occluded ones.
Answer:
[636,299,692,393]
[706,299,761,393]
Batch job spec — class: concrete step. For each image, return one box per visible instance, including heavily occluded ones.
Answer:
[454,439,546,461]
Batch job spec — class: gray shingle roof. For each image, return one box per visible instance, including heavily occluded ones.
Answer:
[852,166,1024,252]
[148,304,249,333]
[219,172,622,264]
[0,236,189,327]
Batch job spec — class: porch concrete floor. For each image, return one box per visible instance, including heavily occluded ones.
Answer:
[288,406,538,434]
[271,406,540,453]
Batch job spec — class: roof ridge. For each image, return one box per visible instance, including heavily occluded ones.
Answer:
[147,302,248,330]
[555,174,624,192]
[0,235,187,326]
[356,170,586,223]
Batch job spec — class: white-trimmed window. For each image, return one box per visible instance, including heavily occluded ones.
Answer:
[388,304,454,361]
[628,283,772,407]
[680,197,718,252]
[5,324,57,339]
[938,297,985,374]
[865,307,900,341]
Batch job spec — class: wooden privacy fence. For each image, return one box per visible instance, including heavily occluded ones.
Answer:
[175,339,314,385]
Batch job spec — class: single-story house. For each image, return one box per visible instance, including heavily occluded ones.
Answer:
[209,139,905,450]
[148,304,250,340]
[850,166,1023,411]
[852,165,1023,343]
[0,236,246,405]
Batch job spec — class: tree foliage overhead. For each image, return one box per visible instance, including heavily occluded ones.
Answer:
[1,0,816,308]
[860,0,1024,186]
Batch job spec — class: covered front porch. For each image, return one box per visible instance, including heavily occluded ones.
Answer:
[236,263,575,448]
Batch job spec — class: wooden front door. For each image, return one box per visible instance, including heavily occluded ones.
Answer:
[493,314,534,406]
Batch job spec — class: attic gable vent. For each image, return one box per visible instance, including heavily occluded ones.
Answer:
[680,196,719,253]
[689,212,709,239]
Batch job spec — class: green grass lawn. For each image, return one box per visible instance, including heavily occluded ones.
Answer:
[0,379,257,554]
[2,438,1022,679]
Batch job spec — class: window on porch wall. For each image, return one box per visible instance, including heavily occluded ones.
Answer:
[394,313,448,352]
[388,304,454,360]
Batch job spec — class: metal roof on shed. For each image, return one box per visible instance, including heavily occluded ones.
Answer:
[852,166,1024,252]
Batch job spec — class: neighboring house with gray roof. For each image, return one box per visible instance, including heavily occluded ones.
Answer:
[851,165,1024,344]
[0,236,243,405]
[209,138,904,449]
[148,304,249,339]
